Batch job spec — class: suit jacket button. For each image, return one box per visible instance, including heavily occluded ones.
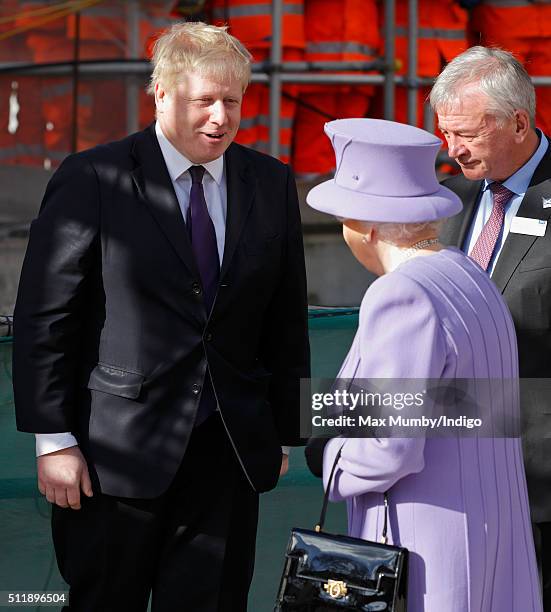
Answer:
[192,282,202,295]
[191,384,201,395]
[205,333,213,342]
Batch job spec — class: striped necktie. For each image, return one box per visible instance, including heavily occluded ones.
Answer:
[469,182,514,271]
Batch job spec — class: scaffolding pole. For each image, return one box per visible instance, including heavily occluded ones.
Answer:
[6,62,551,85]
[407,0,419,126]
[70,11,80,155]
[384,0,396,120]
[424,100,435,133]
[269,0,283,159]
[0,61,387,79]
[126,0,140,135]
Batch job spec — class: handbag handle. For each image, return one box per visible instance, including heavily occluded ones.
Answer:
[315,442,390,545]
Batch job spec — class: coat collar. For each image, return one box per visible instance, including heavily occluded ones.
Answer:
[154,121,224,185]
[220,142,256,280]
[439,176,482,248]
[130,124,199,281]
[492,143,551,291]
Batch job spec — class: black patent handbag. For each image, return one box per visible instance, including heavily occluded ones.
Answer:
[275,445,408,611]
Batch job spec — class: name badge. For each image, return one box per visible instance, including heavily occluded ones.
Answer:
[510,216,548,237]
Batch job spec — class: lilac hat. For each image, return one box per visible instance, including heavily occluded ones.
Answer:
[306,118,462,222]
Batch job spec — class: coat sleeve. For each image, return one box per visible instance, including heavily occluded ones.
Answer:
[323,272,447,500]
[259,164,310,446]
[13,154,100,433]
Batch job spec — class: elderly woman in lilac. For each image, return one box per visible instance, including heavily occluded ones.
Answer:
[306,119,542,612]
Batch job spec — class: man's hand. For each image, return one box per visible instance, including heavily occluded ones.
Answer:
[280,453,289,477]
[37,445,93,510]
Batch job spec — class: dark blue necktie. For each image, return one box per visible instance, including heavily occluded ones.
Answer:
[187,165,219,426]
[187,165,220,312]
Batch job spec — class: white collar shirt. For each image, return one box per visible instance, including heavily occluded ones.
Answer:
[155,121,227,264]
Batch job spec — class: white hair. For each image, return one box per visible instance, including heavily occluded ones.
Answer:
[430,46,535,128]
[353,220,443,246]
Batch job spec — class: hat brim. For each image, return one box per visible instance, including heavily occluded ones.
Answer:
[306,179,463,223]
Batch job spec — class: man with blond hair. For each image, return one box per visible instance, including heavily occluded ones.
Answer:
[13,22,309,611]
[432,46,551,608]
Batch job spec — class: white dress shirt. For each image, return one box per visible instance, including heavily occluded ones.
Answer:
[462,130,549,274]
[155,121,227,263]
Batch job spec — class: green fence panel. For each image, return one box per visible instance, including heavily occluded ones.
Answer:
[1,340,70,606]
[0,308,358,611]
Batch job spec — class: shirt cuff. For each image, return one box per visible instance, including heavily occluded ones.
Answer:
[35,433,78,457]
[281,446,290,455]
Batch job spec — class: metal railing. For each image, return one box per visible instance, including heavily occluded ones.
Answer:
[0,315,13,340]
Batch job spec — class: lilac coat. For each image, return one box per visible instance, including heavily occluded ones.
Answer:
[323,247,542,612]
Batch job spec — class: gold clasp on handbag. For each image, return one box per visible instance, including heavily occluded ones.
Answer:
[324,579,347,599]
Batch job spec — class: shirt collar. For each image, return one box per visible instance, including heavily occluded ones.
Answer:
[483,128,548,197]
[155,121,224,185]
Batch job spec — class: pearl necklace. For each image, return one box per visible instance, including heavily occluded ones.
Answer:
[402,238,439,259]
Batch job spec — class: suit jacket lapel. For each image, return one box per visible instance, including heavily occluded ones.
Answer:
[491,147,551,291]
[130,124,199,279]
[220,143,256,280]
[440,177,482,247]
